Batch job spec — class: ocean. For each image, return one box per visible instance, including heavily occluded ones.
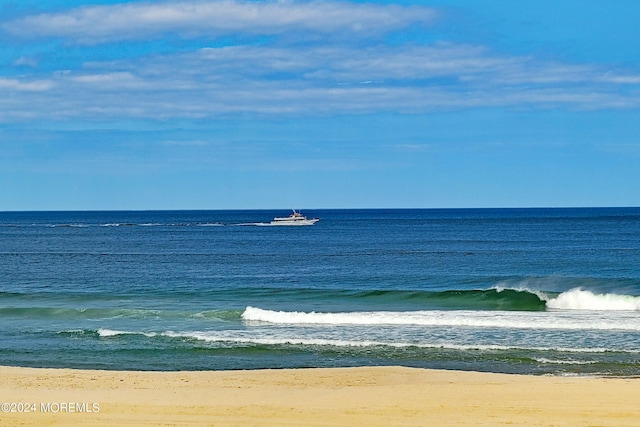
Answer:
[1,208,639,376]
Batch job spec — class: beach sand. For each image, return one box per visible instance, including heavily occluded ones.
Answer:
[1,365,639,426]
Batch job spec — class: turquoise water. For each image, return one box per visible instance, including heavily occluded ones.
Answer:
[1,208,640,375]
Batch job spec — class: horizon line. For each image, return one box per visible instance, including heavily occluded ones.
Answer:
[1,206,639,213]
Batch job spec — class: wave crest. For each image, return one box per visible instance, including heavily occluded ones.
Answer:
[546,288,640,311]
[241,305,640,331]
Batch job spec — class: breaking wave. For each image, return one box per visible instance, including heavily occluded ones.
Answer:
[242,287,640,331]
[545,288,640,310]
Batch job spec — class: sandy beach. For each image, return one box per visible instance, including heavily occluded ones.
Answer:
[0,366,638,426]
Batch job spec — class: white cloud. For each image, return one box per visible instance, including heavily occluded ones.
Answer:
[186,44,623,89]
[2,0,438,43]
[12,56,39,68]
[70,72,152,90]
[0,77,52,91]
[2,34,640,121]
[599,73,640,84]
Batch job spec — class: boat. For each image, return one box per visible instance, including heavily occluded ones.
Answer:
[270,210,320,226]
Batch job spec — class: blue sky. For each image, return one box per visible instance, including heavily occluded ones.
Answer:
[1,0,639,210]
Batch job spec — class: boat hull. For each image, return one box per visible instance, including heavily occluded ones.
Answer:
[270,218,320,226]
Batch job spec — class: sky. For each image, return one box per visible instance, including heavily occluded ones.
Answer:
[1,0,640,210]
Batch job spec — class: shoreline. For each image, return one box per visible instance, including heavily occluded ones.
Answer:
[2,365,640,426]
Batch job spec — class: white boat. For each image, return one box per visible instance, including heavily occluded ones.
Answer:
[270,210,320,226]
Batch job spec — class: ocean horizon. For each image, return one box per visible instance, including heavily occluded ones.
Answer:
[1,207,640,376]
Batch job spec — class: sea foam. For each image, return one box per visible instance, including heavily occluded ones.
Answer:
[158,331,636,354]
[546,288,640,311]
[97,328,157,338]
[241,305,640,331]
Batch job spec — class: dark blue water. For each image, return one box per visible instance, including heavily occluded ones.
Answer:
[1,208,640,375]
